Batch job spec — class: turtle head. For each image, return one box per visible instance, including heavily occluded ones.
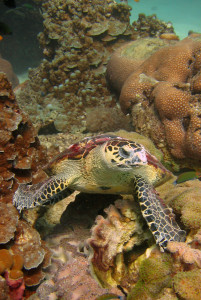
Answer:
[103,138,171,184]
[104,139,147,169]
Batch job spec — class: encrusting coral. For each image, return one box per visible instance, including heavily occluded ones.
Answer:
[107,35,201,161]
[173,270,201,300]
[0,73,52,297]
[0,72,47,202]
[0,249,25,300]
[127,251,173,299]
[157,179,201,231]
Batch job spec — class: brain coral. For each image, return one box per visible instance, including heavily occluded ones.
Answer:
[107,36,201,161]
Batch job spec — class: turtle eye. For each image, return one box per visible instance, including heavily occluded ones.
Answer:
[119,146,132,158]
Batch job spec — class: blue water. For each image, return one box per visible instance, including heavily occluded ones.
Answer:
[119,0,201,39]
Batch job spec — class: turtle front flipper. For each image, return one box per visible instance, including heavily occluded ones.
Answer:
[133,176,186,250]
[13,176,73,212]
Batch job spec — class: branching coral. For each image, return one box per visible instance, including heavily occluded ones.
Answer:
[107,36,201,161]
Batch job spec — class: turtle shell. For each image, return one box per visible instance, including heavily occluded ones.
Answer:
[44,134,125,174]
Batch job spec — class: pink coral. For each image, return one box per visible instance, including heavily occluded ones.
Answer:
[167,241,201,268]
[4,271,25,300]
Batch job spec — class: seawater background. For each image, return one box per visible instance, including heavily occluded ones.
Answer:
[124,0,201,39]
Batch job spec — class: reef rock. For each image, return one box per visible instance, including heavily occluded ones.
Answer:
[107,35,201,162]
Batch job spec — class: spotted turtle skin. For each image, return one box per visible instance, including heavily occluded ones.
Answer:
[13,135,186,250]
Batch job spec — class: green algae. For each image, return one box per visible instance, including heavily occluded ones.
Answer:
[127,253,173,299]
[173,270,201,300]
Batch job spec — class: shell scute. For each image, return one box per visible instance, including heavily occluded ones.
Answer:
[44,134,123,172]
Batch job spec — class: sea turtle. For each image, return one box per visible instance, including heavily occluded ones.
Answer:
[13,134,186,250]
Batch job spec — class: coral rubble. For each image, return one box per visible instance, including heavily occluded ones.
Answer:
[107,35,201,161]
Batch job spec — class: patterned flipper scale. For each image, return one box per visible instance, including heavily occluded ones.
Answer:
[13,176,72,212]
[133,176,186,250]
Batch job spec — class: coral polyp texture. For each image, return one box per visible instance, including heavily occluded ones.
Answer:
[16,0,137,133]
[107,36,201,161]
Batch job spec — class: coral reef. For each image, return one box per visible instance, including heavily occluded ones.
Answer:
[0,72,47,203]
[167,242,201,269]
[0,73,52,297]
[127,251,173,299]
[107,35,201,161]
[157,179,201,231]
[87,198,152,291]
[0,215,52,296]
[16,0,137,133]
[36,210,124,300]
[85,175,201,296]
[173,270,201,300]
[0,249,25,300]
[132,13,175,38]
[0,57,19,88]
[86,106,132,133]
